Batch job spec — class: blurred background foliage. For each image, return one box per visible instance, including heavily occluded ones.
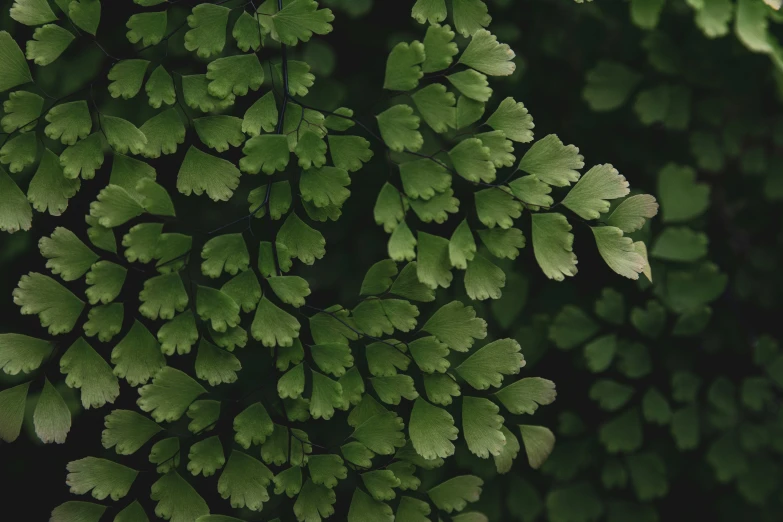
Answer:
[2,0,783,520]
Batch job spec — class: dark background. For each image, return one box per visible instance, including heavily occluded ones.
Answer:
[1,0,781,520]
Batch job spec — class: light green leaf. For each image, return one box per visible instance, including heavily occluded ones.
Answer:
[422,23,458,72]
[362,469,400,501]
[447,69,492,102]
[562,164,630,220]
[351,410,405,454]
[50,502,106,522]
[139,273,188,320]
[241,134,290,175]
[86,215,116,254]
[495,377,556,415]
[424,372,461,405]
[278,363,305,399]
[45,101,91,145]
[89,185,144,228]
[456,338,523,390]
[111,320,165,386]
[477,227,525,260]
[452,0,491,36]
[2,91,43,133]
[606,194,659,233]
[592,226,646,280]
[293,479,336,522]
[178,146,240,201]
[388,221,417,261]
[476,130,515,168]
[193,116,245,153]
[384,41,425,92]
[207,54,264,98]
[412,0,447,24]
[0,31,32,92]
[294,130,326,169]
[422,301,486,352]
[268,0,334,46]
[12,0,56,25]
[374,182,406,232]
[233,402,274,448]
[26,24,75,65]
[242,91,278,136]
[269,276,311,307]
[417,232,453,289]
[475,188,520,228]
[486,97,534,143]
[0,333,52,375]
[151,471,209,521]
[0,133,37,173]
[377,104,423,152]
[464,254,505,300]
[34,378,71,443]
[217,450,273,510]
[0,167,32,232]
[195,339,241,386]
[233,11,262,52]
[360,259,398,296]
[310,370,343,420]
[201,233,249,278]
[108,60,149,99]
[157,312,199,356]
[456,96,484,128]
[149,438,181,473]
[408,336,450,374]
[459,29,515,76]
[69,0,100,35]
[138,367,206,422]
[14,272,84,335]
[251,296,301,347]
[127,11,167,46]
[196,286,241,333]
[101,411,161,455]
[519,134,584,187]
[184,3,229,57]
[145,65,175,108]
[366,340,410,376]
[372,374,418,405]
[451,138,496,183]
[60,133,104,180]
[409,398,458,460]
[39,227,98,281]
[463,396,506,458]
[66,457,137,501]
[428,475,483,512]
[328,135,373,172]
[409,188,459,223]
[137,110,184,158]
[182,74,236,112]
[348,489,393,522]
[519,425,555,469]
[83,303,124,342]
[531,213,577,281]
[736,0,773,53]
[308,454,347,488]
[0,382,29,442]
[277,212,326,265]
[399,158,451,201]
